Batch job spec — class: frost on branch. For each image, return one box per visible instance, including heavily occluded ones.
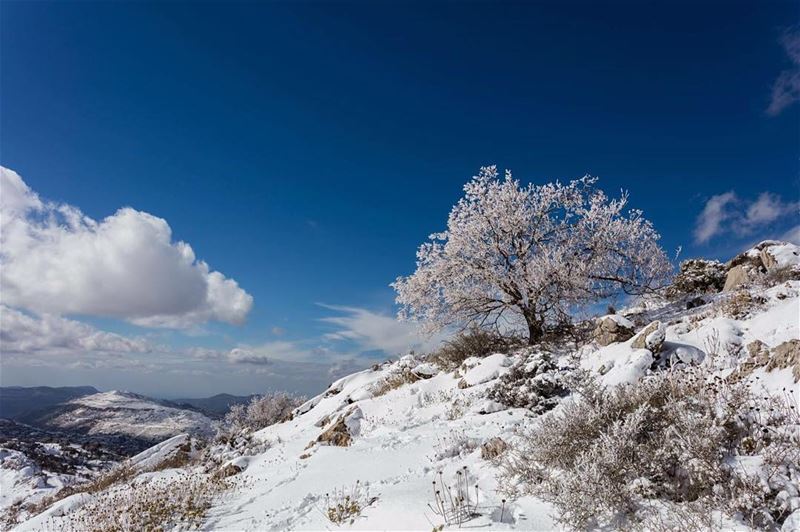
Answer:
[392,166,672,344]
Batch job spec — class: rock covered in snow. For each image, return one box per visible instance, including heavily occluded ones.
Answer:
[593,314,635,346]
[631,321,666,353]
[667,258,727,297]
[411,362,438,378]
[725,241,800,291]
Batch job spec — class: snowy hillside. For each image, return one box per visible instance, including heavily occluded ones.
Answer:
[37,391,215,444]
[7,242,800,531]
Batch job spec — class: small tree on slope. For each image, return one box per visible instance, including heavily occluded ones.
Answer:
[392,166,672,345]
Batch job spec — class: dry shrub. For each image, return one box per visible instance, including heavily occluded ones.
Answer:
[370,367,420,397]
[58,470,231,532]
[717,290,766,319]
[429,328,523,371]
[322,480,376,525]
[498,367,800,530]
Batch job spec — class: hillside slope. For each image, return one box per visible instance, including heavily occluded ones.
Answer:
[9,243,800,531]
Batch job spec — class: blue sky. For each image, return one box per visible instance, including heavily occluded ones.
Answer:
[1,1,798,397]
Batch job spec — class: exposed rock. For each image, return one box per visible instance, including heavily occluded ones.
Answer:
[593,314,635,346]
[769,340,800,382]
[315,417,352,447]
[315,407,362,447]
[457,378,469,389]
[746,340,769,361]
[686,296,706,310]
[214,463,242,479]
[631,321,666,354]
[759,241,800,270]
[481,437,508,460]
[723,265,750,292]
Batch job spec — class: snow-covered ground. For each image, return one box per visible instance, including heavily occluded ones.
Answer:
[41,391,215,442]
[7,244,800,531]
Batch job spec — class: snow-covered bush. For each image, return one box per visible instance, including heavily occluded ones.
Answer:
[430,429,481,462]
[321,480,376,525]
[393,166,671,345]
[219,392,304,438]
[486,352,569,413]
[429,328,522,371]
[666,258,727,298]
[498,367,800,530]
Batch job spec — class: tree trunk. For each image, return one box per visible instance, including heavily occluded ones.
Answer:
[524,310,543,345]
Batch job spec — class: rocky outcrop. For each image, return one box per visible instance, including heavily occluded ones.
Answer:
[631,321,666,354]
[769,340,800,382]
[724,241,800,291]
[314,406,363,447]
[594,315,635,346]
[723,265,750,292]
[667,259,727,297]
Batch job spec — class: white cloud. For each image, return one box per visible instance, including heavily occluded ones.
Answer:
[745,192,798,226]
[694,190,798,245]
[693,191,737,244]
[320,304,445,355]
[0,305,151,356]
[0,167,253,328]
[768,28,800,116]
[781,225,800,245]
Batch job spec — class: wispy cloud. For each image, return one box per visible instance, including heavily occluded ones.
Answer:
[767,27,800,116]
[694,190,799,244]
[319,304,446,355]
[0,166,252,329]
[694,191,737,244]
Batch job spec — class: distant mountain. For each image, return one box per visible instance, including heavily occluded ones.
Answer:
[31,391,215,450]
[0,386,98,422]
[171,393,255,418]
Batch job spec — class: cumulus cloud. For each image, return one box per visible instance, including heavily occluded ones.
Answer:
[0,167,253,328]
[0,305,151,356]
[694,190,799,244]
[320,304,445,355]
[768,28,800,116]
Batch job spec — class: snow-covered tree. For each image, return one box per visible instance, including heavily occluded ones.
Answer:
[392,166,672,344]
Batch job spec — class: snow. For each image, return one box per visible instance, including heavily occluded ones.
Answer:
[763,241,800,269]
[461,353,512,386]
[128,433,189,472]
[48,391,214,441]
[597,313,634,328]
[11,277,799,531]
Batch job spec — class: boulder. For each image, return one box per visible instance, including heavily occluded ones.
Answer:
[315,406,362,447]
[768,340,800,382]
[723,265,749,292]
[593,314,635,346]
[481,437,509,460]
[631,321,666,354]
[759,241,800,270]
[746,340,769,362]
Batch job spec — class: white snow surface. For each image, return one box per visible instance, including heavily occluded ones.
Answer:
[46,391,214,441]
[12,280,800,531]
